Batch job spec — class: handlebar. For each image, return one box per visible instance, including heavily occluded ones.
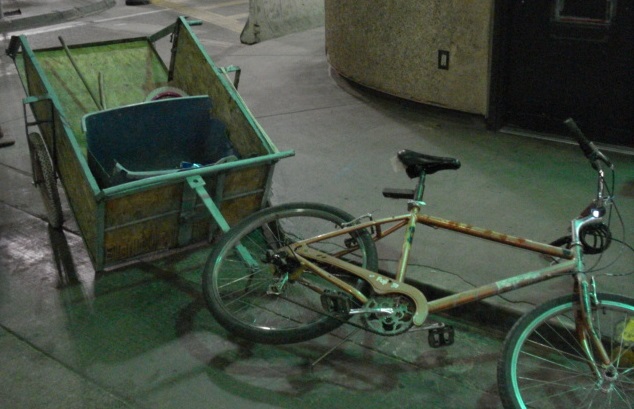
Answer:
[564,118,613,169]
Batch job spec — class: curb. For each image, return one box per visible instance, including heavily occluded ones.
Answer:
[0,0,115,32]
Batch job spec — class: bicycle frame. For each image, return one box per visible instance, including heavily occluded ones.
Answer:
[212,122,622,394]
[290,209,578,322]
[286,192,614,368]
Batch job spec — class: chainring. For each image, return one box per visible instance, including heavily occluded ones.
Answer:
[361,294,415,336]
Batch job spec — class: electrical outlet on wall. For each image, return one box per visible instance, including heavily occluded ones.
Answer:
[438,50,450,70]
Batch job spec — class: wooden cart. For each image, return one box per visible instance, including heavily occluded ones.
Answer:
[8,17,294,271]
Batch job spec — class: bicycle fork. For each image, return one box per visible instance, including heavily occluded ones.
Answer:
[571,214,615,385]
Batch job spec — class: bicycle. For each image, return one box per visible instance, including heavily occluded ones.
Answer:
[202,119,634,409]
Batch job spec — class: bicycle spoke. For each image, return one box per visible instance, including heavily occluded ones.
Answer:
[518,372,593,390]
[613,387,632,408]
[499,294,634,409]
[523,382,594,408]
[203,203,378,344]
[522,334,593,372]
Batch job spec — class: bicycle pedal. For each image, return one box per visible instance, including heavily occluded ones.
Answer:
[320,290,351,316]
[428,325,455,348]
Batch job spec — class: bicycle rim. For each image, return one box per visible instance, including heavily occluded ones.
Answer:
[498,293,634,409]
[203,203,378,344]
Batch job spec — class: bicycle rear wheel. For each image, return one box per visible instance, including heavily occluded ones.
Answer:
[203,202,378,344]
[498,293,634,409]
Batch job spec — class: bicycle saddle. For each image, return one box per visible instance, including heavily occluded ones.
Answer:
[397,150,461,178]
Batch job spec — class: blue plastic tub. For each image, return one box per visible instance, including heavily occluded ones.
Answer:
[84,96,238,187]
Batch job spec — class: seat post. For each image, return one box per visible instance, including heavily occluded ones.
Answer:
[413,171,427,202]
[396,170,427,283]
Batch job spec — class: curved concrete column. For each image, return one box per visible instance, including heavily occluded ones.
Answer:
[241,0,324,44]
[325,0,494,116]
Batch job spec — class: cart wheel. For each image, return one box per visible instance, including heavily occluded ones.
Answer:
[27,132,63,229]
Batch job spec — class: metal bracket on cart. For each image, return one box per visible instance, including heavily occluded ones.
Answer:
[186,175,259,267]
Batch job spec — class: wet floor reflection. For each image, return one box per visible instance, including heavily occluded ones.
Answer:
[47,224,80,287]
[2,215,504,408]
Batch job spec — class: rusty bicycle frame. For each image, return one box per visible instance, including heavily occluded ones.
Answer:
[280,163,613,369]
[289,199,584,318]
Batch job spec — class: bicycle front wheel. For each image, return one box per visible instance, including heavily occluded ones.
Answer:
[498,293,634,409]
[203,202,378,344]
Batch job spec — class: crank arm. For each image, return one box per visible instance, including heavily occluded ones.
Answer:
[348,307,395,316]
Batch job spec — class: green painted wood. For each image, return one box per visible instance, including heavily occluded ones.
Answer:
[11,19,294,270]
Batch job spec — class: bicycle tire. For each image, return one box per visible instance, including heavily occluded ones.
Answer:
[498,293,634,409]
[27,132,63,229]
[203,202,379,344]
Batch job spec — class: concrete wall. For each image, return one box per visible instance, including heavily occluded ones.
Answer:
[240,0,325,44]
[325,0,494,116]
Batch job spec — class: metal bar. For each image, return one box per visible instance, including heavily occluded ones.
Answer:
[209,172,227,240]
[290,215,410,248]
[418,213,573,259]
[58,36,103,110]
[187,176,231,233]
[577,274,613,367]
[178,179,198,246]
[101,151,295,199]
[395,209,418,283]
[98,72,106,110]
[221,65,241,89]
[186,176,258,267]
[426,259,578,313]
[94,199,106,271]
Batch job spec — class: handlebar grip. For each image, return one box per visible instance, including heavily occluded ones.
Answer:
[564,118,594,159]
[563,118,613,169]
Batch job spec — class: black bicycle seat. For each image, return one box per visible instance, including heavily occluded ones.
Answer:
[397,150,461,178]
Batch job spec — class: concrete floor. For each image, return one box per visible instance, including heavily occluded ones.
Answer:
[1,1,634,408]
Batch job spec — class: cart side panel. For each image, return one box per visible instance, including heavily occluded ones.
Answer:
[104,188,179,264]
[21,48,101,264]
[14,25,291,271]
[55,112,101,261]
[103,177,219,265]
[21,39,173,269]
[168,21,279,226]
[101,163,273,266]
[170,22,270,158]
[219,165,270,224]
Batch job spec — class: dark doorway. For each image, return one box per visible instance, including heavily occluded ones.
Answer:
[493,0,633,147]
